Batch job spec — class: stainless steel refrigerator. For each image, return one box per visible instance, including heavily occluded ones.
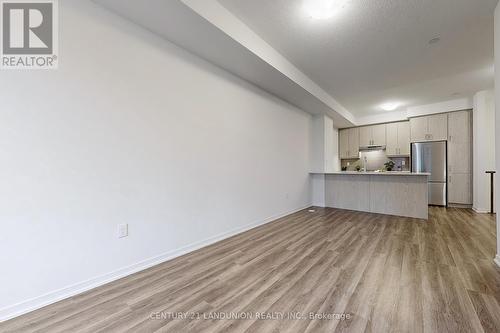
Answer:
[411,141,447,206]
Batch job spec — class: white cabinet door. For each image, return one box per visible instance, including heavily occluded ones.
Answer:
[448,173,471,204]
[397,121,410,155]
[339,129,349,159]
[448,111,470,144]
[449,143,471,174]
[428,114,448,141]
[447,111,472,205]
[410,117,427,142]
[372,124,386,146]
[385,123,398,156]
[448,111,471,173]
[348,128,359,158]
[359,126,372,147]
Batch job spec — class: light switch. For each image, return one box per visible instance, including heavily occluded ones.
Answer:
[117,224,128,238]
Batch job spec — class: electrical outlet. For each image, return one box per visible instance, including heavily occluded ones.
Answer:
[117,224,128,238]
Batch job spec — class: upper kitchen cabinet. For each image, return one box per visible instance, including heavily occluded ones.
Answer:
[409,117,427,142]
[410,114,448,142]
[428,114,448,141]
[359,124,386,147]
[386,121,410,156]
[339,127,359,159]
[348,128,360,158]
[339,129,349,160]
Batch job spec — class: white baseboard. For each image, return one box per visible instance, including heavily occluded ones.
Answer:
[495,255,500,268]
[472,207,491,214]
[0,204,312,322]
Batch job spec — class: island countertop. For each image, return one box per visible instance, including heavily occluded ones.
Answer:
[311,171,430,176]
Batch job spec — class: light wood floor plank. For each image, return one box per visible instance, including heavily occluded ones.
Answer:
[1,207,499,333]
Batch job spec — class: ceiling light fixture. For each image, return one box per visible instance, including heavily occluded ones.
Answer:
[304,0,347,20]
[428,37,441,45]
[380,102,400,111]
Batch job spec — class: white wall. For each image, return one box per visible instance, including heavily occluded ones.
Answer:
[309,115,339,207]
[495,2,500,268]
[473,90,496,213]
[0,0,313,319]
[310,115,339,174]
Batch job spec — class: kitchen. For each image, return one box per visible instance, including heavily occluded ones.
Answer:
[311,110,472,220]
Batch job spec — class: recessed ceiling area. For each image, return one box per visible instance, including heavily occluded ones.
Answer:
[218,0,497,117]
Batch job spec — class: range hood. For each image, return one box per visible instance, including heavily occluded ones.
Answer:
[359,145,386,152]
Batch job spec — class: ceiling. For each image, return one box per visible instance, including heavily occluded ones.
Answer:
[218,0,497,117]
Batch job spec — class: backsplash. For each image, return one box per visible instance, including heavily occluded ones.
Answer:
[341,150,409,171]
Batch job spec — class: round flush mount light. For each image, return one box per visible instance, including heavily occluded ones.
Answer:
[380,102,400,111]
[428,37,441,45]
[304,0,347,20]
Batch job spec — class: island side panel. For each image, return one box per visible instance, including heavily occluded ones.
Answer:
[325,174,370,212]
[369,175,428,219]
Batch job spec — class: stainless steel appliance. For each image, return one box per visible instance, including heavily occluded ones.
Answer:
[411,141,447,206]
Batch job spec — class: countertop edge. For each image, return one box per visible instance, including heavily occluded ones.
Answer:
[310,172,431,176]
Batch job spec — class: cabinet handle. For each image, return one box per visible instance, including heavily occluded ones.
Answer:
[449,135,452,142]
[449,176,452,183]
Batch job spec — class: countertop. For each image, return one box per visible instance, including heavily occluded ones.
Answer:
[312,171,430,176]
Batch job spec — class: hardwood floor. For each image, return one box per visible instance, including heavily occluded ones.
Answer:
[2,207,499,333]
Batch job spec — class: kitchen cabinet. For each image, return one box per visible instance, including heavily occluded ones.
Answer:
[448,173,471,204]
[339,128,359,159]
[386,121,410,156]
[409,117,427,142]
[410,114,448,142]
[348,127,359,158]
[359,124,386,147]
[447,110,472,205]
[339,130,349,159]
[428,114,448,141]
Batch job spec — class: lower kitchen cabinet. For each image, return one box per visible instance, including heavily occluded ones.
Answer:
[448,173,472,205]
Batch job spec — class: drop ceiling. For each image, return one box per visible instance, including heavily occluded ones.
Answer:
[219,0,497,117]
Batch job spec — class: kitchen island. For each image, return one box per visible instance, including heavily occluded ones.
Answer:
[312,172,430,219]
